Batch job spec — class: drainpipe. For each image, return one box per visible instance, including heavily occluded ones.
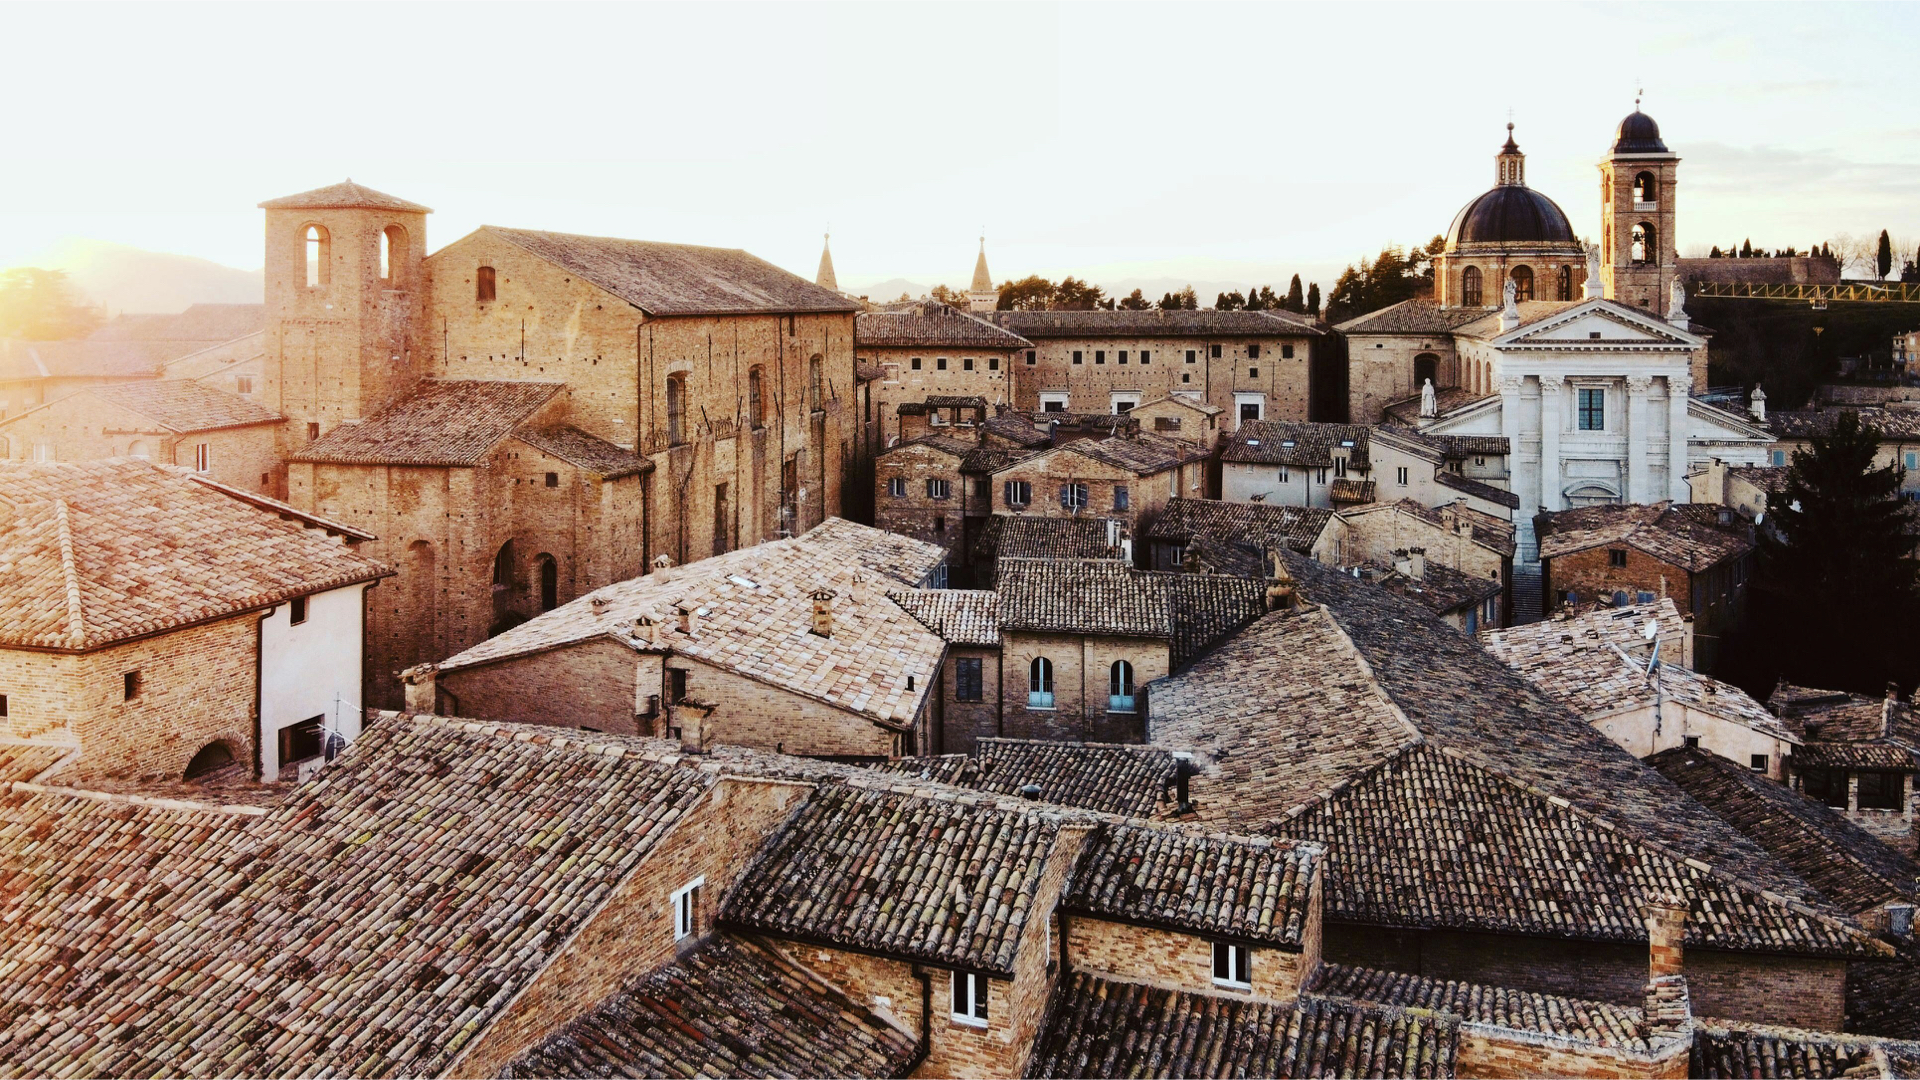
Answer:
[900,967,934,1078]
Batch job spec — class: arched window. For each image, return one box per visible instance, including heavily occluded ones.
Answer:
[667,373,687,446]
[126,439,150,460]
[1557,264,1574,301]
[1028,656,1054,709]
[381,225,408,283]
[1510,265,1534,302]
[1461,265,1482,306]
[304,225,330,288]
[1109,660,1136,713]
[1633,171,1657,205]
[490,540,519,636]
[1414,353,1439,391]
[809,356,824,411]
[184,740,236,781]
[748,366,765,429]
[536,553,558,612]
[1631,223,1656,266]
[476,265,497,302]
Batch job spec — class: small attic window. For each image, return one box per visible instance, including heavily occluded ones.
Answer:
[1245,439,1261,447]
[727,575,759,588]
[1281,440,1296,448]
[1340,440,1355,448]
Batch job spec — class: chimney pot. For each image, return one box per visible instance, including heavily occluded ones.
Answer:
[399,663,438,714]
[1409,547,1426,580]
[676,603,699,636]
[1643,895,1688,979]
[590,596,610,616]
[810,587,838,637]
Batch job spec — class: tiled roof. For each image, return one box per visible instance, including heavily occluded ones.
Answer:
[1029,972,1459,1079]
[1435,469,1522,508]
[81,380,279,432]
[960,445,1040,473]
[485,226,861,316]
[1331,477,1377,503]
[1340,498,1517,559]
[720,783,1061,976]
[1312,963,1664,1053]
[0,714,717,1077]
[982,413,1054,447]
[1165,572,1277,667]
[0,459,391,651]
[441,520,948,729]
[259,179,432,212]
[985,309,1325,339]
[1145,496,1337,557]
[0,339,174,382]
[1768,406,1920,440]
[1336,299,1490,335]
[1770,681,1920,765]
[1536,501,1753,571]
[972,515,1124,565]
[875,738,1181,818]
[90,304,266,344]
[498,934,917,1079]
[1649,747,1920,915]
[1690,1020,1904,1079]
[1061,430,1209,475]
[0,739,75,783]
[857,303,1032,349]
[994,560,1267,664]
[1356,559,1503,616]
[1382,387,1495,426]
[290,379,563,467]
[1730,464,1790,494]
[513,425,651,478]
[1065,825,1320,948]
[1848,936,1920,1041]
[887,588,999,646]
[879,432,975,461]
[1481,600,1794,743]
[1222,421,1371,467]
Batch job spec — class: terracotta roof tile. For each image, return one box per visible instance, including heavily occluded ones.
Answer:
[972,515,1124,566]
[1222,421,1371,467]
[1356,559,1503,616]
[1146,496,1336,556]
[986,309,1324,339]
[487,227,860,316]
[858,303,1032,349]
[1382,387,1496,426]
[0,738,75,783]
[1312,963,1666,1053]
[1065,825,1320,948]
[1435,469,1523,508]
[888,588,999,646]
[1030,972,1459,1079]
[513,425,651,478]
[994,560,1267,665]
[0,460,390,651]
[876,739,1180,818]
[498,934,917,1079]
[82,380,279,432]
[1336,299,1490,335]
[290,379,564,467]
[259,179,432,212]
[1768,406,1920,441]
[1690,1019,1917,1078]
[1536,501,1753,571]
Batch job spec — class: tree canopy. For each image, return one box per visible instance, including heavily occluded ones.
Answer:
[1322,237,1444,323]
[0,268,103,340]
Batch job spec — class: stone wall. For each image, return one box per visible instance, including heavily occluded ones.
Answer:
[439,638,644,735]
[998,631,1164,744]
[1012,333,1313,423]
[875,442,968,553]
[0,394,281,496]
[1347,334,1461,425]
[1685,950,1847,1030]
[860,344,1017,447]
[1543,544,1695,618]
[990,447,1196,540]
[939,646,1004,755]
[669,655,907,759]
[1324,924,1652,1007]
[1065,918,1311,1002]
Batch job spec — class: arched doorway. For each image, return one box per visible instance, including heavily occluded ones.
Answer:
[537,553,558,612]
[184,740,237,781]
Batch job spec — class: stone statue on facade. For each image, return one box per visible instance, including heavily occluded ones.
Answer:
[1667,279,1690,330]
[1584,243,1602,299]
[1499,277,1520,331]
[1419,378,1437,418]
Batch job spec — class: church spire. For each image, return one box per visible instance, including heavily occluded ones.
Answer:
[1496,122,1526,187]
[815,233,837,292]
[968,234,996,312]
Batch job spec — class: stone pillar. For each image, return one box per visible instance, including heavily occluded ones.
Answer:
[1644,895,1688,979]
[1626,376,1653,503]
[1498,375,1531,542]
[1667,373,1691,501]
[1539,375,1564,512]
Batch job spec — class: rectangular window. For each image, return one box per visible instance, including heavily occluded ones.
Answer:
[1750,754,1769,773]
[1249,367,1259,378]
[1578,387,1605,431]
[1860,771,1905,811]
[1316,468,1328,483]
[1210,344,1222,358]
[1333,457,1347,478]
[235,375,254,395]
[1397,467,1409,485]
[1279,467,1290,483]
[963,357,974,371]
[194,443,211,473]
[1140,350,1151,364]
[887,477,907,498]
[927,478,951,499]
[307,421,321,443]
[1072,351,1083,365]
[1040,393,1069,413]
[0,693,8,717]
[973,477,990,498]
[1113,485,1130,510]
[1004,480,1031,506]
[1684,735,1700,748]
[1094,350,1106,365]
[1212,942,1251,988]
[952,970,990,1027]
[937,357,948,371]
[1283,344,1296,359]
[544,471,559,488]
[1025,350,1036,366]
[1609,549,1628,568]
[278,714,324,766]
[1906,452,1917,471]
[1802,767,1849,808]
[668,668,688,703]
[1247,344,1261,360]
[1239,403,1260,424]
[1117,350,1128,365]
[955,657,984,702]
[123,671,140,701]
[987,356,998,371]
[1061,483,1088,509]
[1185,350,1196,364]
[672,877,706,940]
[1772,449,1787,467]
[911,357,922,370]
[289,596,308,625]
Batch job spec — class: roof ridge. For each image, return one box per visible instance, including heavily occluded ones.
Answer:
[5,778,268,817]
[53,499,85,648]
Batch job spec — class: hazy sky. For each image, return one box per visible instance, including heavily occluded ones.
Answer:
[5,1,1919,297]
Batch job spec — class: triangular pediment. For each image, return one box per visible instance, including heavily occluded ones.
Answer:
[1498,300,1702,349]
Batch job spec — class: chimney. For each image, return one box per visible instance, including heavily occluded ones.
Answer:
[810,588,838,637]
[1408,547,1426,581]
[1889,902,1915,939]
[1172,753,1196,814]
[652,553,674,573]
[1644,895,1688,979]
[590,596,610,616]
[399,664,438,714]
[635,612,661,647]
[1106,518,1121,551]
[1392,548,1413,577]
[676,602,699,636]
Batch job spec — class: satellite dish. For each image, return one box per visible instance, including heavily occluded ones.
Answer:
[1643,620,1658,641]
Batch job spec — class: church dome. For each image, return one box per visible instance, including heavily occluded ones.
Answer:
[1445,186,1579,248]
[1612,109,1669,154]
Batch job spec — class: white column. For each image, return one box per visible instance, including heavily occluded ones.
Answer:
[1499,374,1536,562]
[1626,375,1653,503]
[1539,375,1564,512]
[1667,373,1692,501]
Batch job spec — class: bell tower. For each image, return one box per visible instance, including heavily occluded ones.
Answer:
[260,180,432,449]
[1599,103,1680,312]
[968,236,997,313]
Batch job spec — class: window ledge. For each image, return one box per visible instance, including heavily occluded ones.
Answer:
[949,1017,991,1030]
[1211,979,1253,992]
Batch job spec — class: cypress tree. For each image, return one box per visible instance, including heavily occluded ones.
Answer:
[1285,274,1305,313]
[1306,282,1321,317]
[1878,230,1894,280]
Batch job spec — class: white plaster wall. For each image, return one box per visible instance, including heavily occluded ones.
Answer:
[259,582,367,780]
[1591,702,1794,780]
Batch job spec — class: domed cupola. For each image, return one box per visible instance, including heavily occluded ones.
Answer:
[1443,125,1580,249]
[1611,108,1669,154]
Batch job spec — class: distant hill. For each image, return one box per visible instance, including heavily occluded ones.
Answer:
[38,240,262,316]
[844,277,931,302]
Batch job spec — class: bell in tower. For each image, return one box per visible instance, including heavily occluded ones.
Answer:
[1598,101,1681,313]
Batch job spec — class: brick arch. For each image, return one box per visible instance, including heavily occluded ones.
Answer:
[183,734,246,781]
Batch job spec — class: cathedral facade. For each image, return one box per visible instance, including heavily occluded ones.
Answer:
[1341,109,1773,560]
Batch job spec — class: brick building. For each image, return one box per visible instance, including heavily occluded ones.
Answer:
[423,519,948,759]
[0,380,280,492]
[855,301,1031,447]
[1143,496,1340,572]
[1768,681,1920,853]
[0,459,388,782]
[980,308,1323,423]
[1535,501,1754,670]
[1765,405,1920,503]
[0,303,264,421]
[251,180,860,706]
[1333,498,1514,614]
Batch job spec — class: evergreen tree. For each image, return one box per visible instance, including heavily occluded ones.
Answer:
[1878,230,1894,280]
[1176,285,1199,310]
[1243,286,1264,311]
[1052,276,1106,310]
[1709,246,1722,258]
[1215,291,1245,311]
[1306,282,1321,317]
[1740,238,1753,258]
[1159,291,1179,310]
[1118,288,1152,310]
[995,275,1056,311]
[1285,274,1305,313]
[1756,411,1918,692]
